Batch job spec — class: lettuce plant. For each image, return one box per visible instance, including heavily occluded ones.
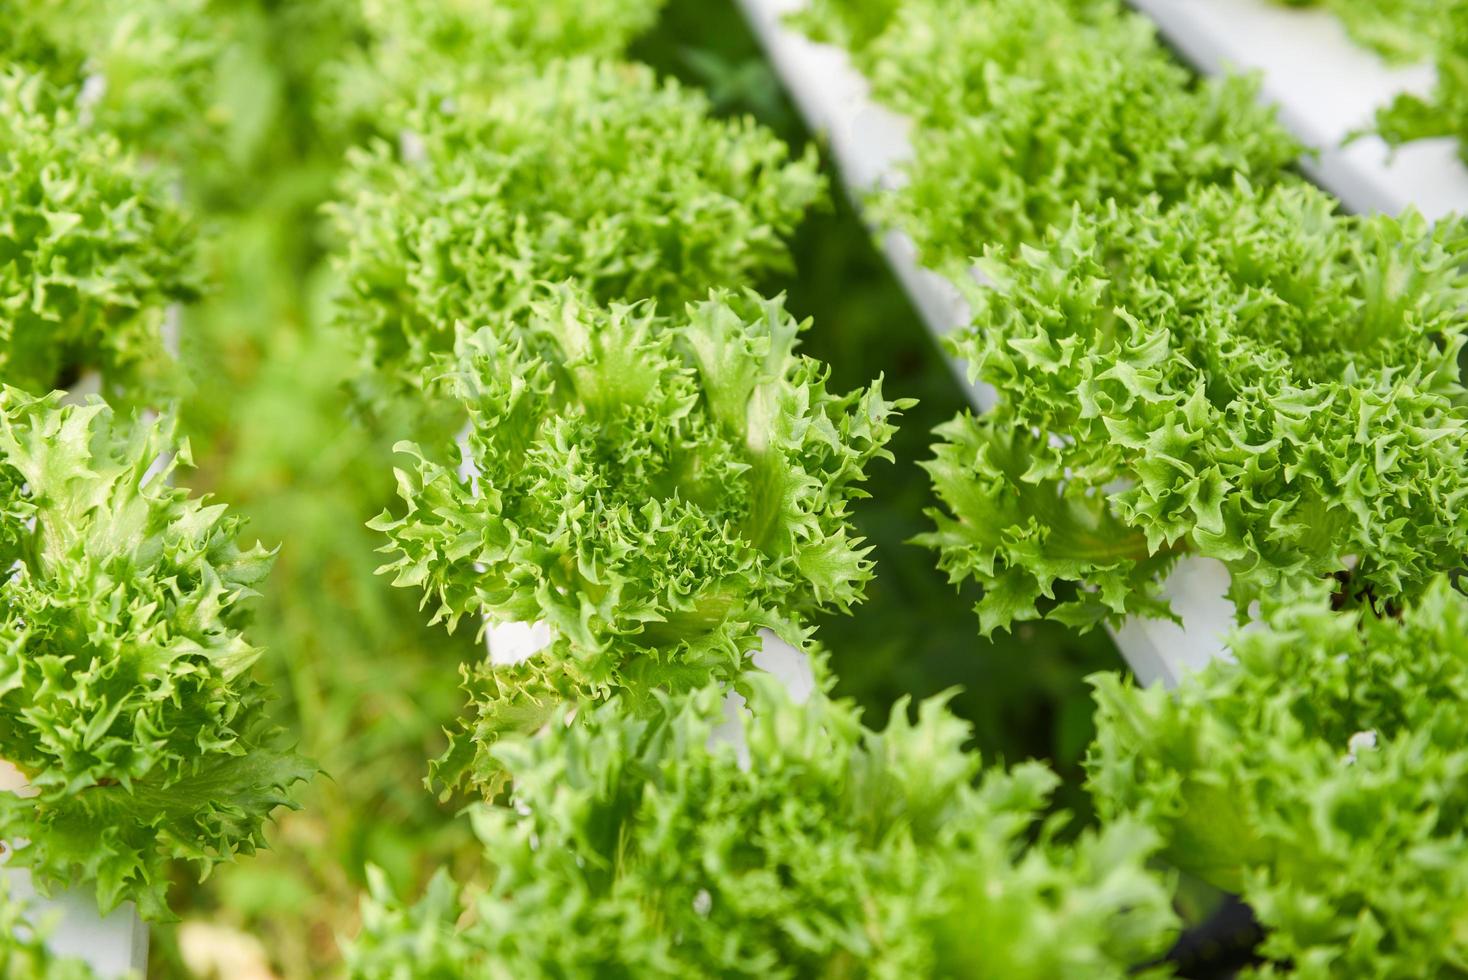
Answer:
[348,679,1178,978]
[1377,1,1468,163]
[0,388,310,920]
[0,0,227,168]
[1274,0,1438,63]
[372,289,907,791]
[920,180,1468,634]
[0,69,198,397]
[791,0,902,53]
[0,0,381,222]
[324,0,666,134]
[330,57,823,395]
[51,0,221,142]
[799,0,1298,268]
[4,0,669,210]
[1088,575,1468,978]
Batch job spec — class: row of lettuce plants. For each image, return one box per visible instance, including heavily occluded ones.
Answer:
[794,0,1468,973]
[323,1,1189,975]
[323,2,1170,972]
[0,6,325,968]
[0,0,662,968]
[0,0,688,941]
[0,1,626,970]
[2,0,1465,975]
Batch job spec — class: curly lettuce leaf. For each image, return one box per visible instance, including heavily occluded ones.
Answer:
[918,413,1180,637]
[0,69,199,397]
[0,388,311,920]
[329,56,824,396]
[371,289,908,792]
[348,679,1178,978]
[920,180,1468,633]
[1089,576,1468,978]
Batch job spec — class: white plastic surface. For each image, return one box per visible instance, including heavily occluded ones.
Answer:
[736,0,1241,686]
[750,628,816,705]
[1128,0,1468,219]
[485,619,555,666]
[710,629,815,767]
[3,868,148,977]
[1109,556,1238,688]
[58,370,102,406]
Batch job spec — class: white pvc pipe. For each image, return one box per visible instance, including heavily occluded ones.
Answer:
[1127,0,1468,219]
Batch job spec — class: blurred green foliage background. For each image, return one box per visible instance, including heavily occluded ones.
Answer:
[159,1,1123,975]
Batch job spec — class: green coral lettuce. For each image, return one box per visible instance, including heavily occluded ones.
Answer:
[791,0,902,53]
[0,68,198,397]
[920,180,1468,634]
[0,0,223,158]
[1376,1,1468,163]
[1,0,670,211]
[371,288,908,792]
[800,0,1299,267]
[0,0,376,219]
[0,388,311,920]
[347,678,1178,979]
[323,0,667,135]
[329,56,823,396]
[1088,576,1468,978]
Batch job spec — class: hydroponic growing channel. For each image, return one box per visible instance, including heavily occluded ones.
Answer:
[3,0,1467,977]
